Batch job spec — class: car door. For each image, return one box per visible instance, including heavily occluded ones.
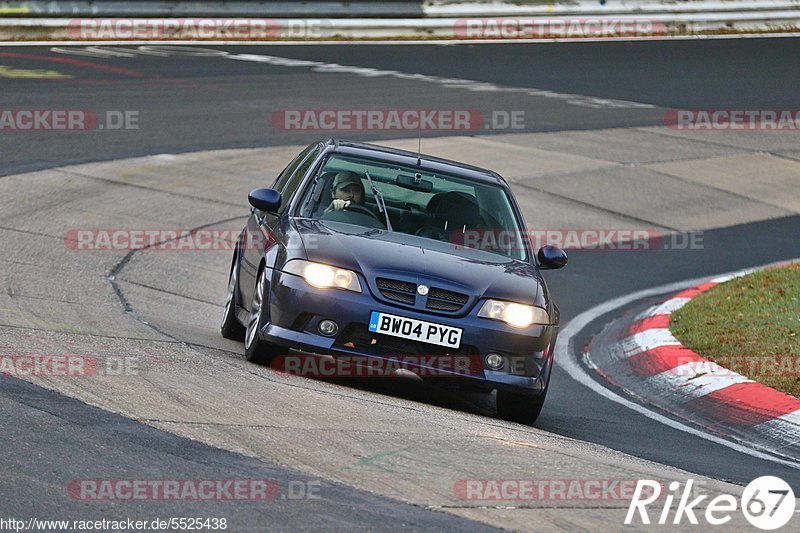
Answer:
[239,143,322,311]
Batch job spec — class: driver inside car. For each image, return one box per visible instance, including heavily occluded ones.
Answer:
[319,170,386,229]
[325,171,366,212]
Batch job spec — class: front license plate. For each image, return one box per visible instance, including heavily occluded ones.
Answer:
[368,311,462,349]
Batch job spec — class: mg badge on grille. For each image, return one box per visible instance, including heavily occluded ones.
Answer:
[417,284,429,295]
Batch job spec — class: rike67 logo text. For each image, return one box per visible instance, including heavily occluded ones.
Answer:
[626,477,795,530]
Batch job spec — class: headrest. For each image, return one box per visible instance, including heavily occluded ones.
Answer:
[429,191,481,229]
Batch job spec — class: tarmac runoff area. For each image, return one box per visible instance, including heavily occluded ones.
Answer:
[1,126,800,530]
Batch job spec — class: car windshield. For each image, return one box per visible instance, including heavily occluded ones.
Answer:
[296,153,528,260]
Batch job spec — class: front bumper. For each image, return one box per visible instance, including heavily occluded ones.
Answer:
[259,268,557,394]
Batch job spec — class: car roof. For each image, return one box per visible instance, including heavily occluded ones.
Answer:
[322,139,507,186]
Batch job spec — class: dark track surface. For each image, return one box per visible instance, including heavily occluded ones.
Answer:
[1,39,799,525]
[3,38,799,176]
[546,215,800,489]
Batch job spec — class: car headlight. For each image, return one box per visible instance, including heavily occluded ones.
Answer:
[478,299,549,328]
[284,260,362,293]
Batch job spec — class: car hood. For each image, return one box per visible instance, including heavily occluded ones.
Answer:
[291,219,544,307]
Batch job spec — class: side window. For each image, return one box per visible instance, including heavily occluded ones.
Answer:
[277,145,322,214]
[271,143,317,192]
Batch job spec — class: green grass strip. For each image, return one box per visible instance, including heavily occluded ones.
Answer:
[671,264,800,397]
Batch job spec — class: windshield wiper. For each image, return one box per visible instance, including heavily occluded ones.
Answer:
[364,170,393,231]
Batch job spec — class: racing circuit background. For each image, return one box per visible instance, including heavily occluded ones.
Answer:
[1,1,800,530]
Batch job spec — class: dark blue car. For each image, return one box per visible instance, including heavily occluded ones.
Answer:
[221,139,567,424]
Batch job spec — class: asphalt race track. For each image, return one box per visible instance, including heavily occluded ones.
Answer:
[4,38,800,177]
[1,39,799,530]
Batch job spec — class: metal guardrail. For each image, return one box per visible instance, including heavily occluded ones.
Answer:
[426,1,800,16]
[0,1,424,18]
[2,0,799,18]
[0,1,798,40]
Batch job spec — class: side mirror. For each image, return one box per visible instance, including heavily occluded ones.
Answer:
[248,188,281,213]
[537,245,568,270]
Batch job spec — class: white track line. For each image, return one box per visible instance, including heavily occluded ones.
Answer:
[640,297,692,318]
[555,258,800,470]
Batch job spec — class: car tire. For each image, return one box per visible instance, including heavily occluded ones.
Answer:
[244,266,283,365]
[220,257,246,341]
[496,387,547,425]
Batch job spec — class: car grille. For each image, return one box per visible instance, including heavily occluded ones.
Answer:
[376,277,416,305]
[334,324,478,357]
[426,287,468,312]
[375,277,470,312]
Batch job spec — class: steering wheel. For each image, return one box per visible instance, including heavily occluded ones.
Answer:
[344,203,382,221]
[414,226,449,241]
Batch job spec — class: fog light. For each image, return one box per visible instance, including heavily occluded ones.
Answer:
[485,353,504,370]
[318,319,338,336]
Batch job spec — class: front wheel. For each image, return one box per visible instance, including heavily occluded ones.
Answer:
[496,388,547,425]
[244,267,283,365]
